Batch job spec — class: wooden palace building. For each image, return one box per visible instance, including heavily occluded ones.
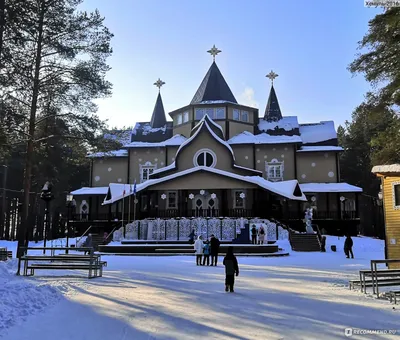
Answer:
[70,46,362,235]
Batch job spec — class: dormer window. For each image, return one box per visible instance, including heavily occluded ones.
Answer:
[266,159,284,182]
[193,148,217,168]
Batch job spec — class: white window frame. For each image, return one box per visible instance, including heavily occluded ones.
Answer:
[233,190,246,209]
[183,111,189,123]
[193,148,217,168]
[393,182,400,210]
[214,107,226,119]
[177,114,183,125]
[266,159,284,181]
[167,191,178,209]
[139,161,157,183]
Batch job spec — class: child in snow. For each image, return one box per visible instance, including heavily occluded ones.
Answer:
[258,226,265,245]
[194,235,204,265]
[223,247,239,292]
[203,240,210,266]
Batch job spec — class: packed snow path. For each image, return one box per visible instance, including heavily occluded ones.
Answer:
[1,237,399,340]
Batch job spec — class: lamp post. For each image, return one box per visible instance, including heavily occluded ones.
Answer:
[66,193,74,254]
[40,182,54,254]
[340,196,346,219]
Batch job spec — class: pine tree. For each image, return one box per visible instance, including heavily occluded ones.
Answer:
[1,0,114,260]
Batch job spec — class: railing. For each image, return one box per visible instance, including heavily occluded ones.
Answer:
[76,225,94,246]
[286,210,358,220]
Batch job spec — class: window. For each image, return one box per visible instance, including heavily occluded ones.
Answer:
[195,108,205,120]
[233,109,250,122]
[195,107,226,120]
[215,107,226,119]
[393,183,400,209]
[167,191,178,209]
[193,148,217,168]
[233,109,240,121]
[233,190,245,208]
[177,114,182,125]
[266,159,284,181]
[140,161,157,183]
[183,111,189,123]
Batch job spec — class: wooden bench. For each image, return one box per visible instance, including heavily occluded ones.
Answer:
[370,259,400,297]
[0,249,12,261]
[20,247,106,279]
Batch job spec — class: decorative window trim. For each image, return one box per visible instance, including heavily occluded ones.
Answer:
[392,181,400,210]
[233,190,246,209]
[139,161,157,183]
[167,191,178,209]
[266,159,284,182]
[183,111,189,123]
[193,148,217,168]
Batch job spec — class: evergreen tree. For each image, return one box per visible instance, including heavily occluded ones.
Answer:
[0,0,114,258]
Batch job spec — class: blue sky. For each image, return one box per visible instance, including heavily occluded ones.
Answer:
[80,0,381,130]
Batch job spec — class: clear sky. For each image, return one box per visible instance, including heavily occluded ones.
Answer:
[80,0,381,130]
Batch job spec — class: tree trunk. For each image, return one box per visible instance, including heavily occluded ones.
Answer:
[17,3,45,261]
[0,0,5,65]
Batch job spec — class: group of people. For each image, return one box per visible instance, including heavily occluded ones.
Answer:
[193,234,221,266]
[192,233,239,292]
[250,225,266,245]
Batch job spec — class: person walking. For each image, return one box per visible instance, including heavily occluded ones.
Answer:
[194,235,204,265]
[258,226,266,245]
[203,240,210,266]
[188,229,195,245]
[83,233,93,255]
[344,234,354,258]
[251,225,257,244]
[210,234,221,266]
[223,247,239,293]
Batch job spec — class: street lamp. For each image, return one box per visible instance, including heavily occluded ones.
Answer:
[40,182,54,254]
[340,196,346,219]
[378,192,383,200]
[66,194,74,253]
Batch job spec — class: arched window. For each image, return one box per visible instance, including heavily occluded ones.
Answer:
[193,149,217,168]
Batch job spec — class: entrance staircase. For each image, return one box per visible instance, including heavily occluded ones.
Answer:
[289,231,321,252]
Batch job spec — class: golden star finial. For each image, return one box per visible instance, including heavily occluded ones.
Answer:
[266,70,279,85]
[154,78,165,91]
[207,44,221,62]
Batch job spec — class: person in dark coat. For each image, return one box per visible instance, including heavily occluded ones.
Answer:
[210,234,220,266]
[320,236,326,252]
[223,247,239,293]
[188,230,195,244]
[251,225,257,245]
[203,240,210,266]
[344,235,354,258]
[83,234,93,255]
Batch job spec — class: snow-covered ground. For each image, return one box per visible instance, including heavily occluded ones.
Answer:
[0,236,399,340]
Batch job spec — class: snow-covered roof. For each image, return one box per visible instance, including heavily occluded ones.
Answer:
[104,130,132,145]
[124,134,187,148]
[87,150,128,158]
[71,187,109,195]
[197,100,239,105]
[297,146,343,152]
[103,167,306,205]
[299,121,337,144]
[228,131,302,145]
[372,164,400,174]
[299,183,362,193]
[176,114,235,160]
[258,116,299,133]
[132,123,166,136]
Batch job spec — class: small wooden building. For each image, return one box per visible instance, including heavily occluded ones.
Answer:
[372,164,400,267]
